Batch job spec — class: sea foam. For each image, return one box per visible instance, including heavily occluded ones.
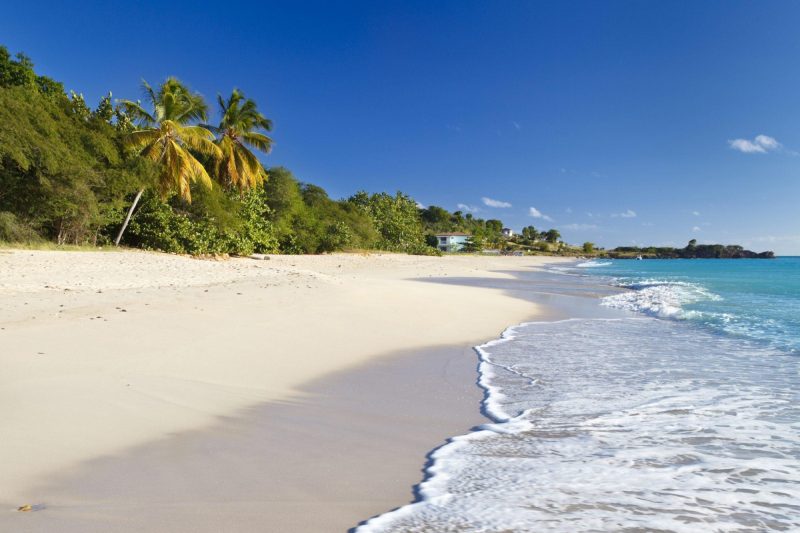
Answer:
[575,260,613,268]
[357,318,800,532]
[601,279,721,318]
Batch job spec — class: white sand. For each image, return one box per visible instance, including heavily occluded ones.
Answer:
[0,250,566,508]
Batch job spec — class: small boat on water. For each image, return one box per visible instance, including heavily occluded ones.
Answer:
[636,255,643,260]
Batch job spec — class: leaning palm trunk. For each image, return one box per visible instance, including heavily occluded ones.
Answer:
[114,188,144,246]
[114,78,222,247]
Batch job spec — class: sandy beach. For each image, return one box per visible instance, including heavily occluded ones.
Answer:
[0,250,567,531]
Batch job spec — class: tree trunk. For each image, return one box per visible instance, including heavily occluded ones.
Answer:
[114,188,145,246]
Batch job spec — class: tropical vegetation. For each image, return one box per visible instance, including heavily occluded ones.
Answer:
[0,46,434,255]
[3,46,767,259]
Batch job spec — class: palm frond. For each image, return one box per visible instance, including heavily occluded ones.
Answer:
[199,123,222,135]
[177,125,222,159]
[175,123,216,141]
[187,150,214,191]
[232,144,267,190]
[164,140,192,201]
[241,131,273,153]
[117,100,156,127]
[121,78,219,202]
[140,80,158,110]
[140,139,164,163]
[122,129,162,151]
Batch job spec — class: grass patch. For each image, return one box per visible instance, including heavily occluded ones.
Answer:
[0,241,115,252]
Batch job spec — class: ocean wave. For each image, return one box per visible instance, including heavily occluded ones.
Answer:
[575,260,613,268]
[601,279,720,318]
[356,318,800,532]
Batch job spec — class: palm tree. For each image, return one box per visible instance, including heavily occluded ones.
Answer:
[113,78,221,245]
[204,89,272,191]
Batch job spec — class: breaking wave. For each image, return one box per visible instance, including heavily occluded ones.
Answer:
[601,279,721,318]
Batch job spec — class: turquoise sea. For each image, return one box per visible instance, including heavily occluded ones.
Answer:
[360,257,800,532]
[577,257,800,355]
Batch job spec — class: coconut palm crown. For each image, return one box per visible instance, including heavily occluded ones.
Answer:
[204,89,273,191]
[118,78,221,202]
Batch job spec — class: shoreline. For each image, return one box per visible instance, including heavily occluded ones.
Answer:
[0,250,571,531]
[357,260,800,531]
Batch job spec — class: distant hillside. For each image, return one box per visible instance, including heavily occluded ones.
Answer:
[606,240,774,259]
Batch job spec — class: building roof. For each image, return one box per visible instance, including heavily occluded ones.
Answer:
[434,232,471,237]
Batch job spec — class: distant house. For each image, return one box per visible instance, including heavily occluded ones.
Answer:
[435,232,471,252]
[502,228,514,238]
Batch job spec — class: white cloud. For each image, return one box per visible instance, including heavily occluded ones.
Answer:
[511,121,521,131]
[692,226,701,232]
[692,210,701,216]
[728,134,782,154]
[561,223,597,230]
[416,201,426,209]
[457,203,480,213]
[755,134,780,150]
[482,197,512,208]
[641,222,654,227]
[529,207,553,222]
[565,207,573,214]
[611,209,637,218]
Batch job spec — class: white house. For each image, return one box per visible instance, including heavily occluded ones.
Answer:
[502,228,514,238]
[434,232,471,252]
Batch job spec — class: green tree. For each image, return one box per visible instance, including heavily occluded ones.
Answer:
[0,83,148,244]
[349,191,428,253]
[204,89,272,191]
[521,225,538,242]
[0,48,36,88]
[420,205,452,232]
[114,78,222,245]
[582,241,595,253]
[544,229,561,243]
[0,47,63,96]
[485,219,503,234]
[94,92,114,122]
[463,234,485,253]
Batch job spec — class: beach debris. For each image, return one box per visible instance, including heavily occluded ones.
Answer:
[16,503,45,512]
[249,253,270,260]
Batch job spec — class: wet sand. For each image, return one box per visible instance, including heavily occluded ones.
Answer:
[6,344,489,533]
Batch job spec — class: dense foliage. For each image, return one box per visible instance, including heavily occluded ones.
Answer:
[350,191,434,254]
[0,46,429,255]
[0,52,151,244]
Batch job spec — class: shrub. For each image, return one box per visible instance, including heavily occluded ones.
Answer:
[125,188,279,255]
[0,211,42,242]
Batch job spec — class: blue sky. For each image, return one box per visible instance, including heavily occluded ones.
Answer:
[3,1,799,253]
